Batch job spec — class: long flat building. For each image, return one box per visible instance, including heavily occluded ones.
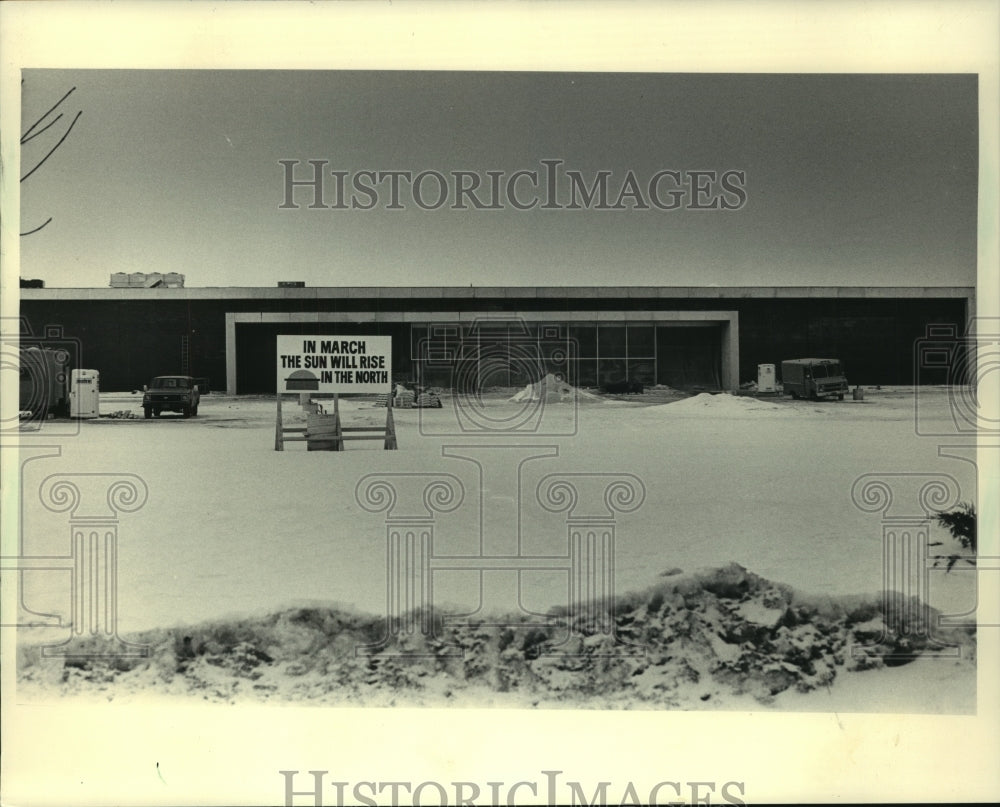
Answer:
[19,285,974,393]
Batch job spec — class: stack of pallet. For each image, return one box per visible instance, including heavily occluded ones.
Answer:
[414,392,442,408]
[375,388,415,408]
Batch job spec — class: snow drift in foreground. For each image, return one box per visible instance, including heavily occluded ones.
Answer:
[18,563,974,710]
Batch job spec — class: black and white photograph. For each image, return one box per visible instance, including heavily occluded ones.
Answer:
[2,2,998,805]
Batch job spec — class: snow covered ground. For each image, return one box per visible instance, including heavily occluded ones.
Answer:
[12,386,980,709]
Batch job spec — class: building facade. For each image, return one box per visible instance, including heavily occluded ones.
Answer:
[19,286,973,393]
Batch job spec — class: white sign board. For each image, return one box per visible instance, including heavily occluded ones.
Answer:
[276,335,392,394]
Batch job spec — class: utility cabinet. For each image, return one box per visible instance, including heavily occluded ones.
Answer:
[70,369,100,418]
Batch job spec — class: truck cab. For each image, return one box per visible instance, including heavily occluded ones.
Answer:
[143,375,200,418]
[781,359,848,401]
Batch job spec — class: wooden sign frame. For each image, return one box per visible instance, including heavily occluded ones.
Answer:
[274,392,397,451]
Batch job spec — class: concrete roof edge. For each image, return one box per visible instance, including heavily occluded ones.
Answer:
[18,285,976,300]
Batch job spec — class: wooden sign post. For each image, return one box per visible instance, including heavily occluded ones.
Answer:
[274,335,396,451]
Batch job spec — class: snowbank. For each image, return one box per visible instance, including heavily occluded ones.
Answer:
[646,392,824,415]
[17,563,974,710]
[670,393,784,411]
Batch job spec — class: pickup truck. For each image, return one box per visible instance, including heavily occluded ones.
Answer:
[143,375,200,418]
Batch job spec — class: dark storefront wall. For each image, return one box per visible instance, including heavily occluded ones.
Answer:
[735,299,969,385]
[19,294,969,393]
[15,299,227,392]
[656,326,722,389]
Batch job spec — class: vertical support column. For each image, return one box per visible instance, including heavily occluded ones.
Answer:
[383,391,397,450]
[274,394,283,451]
[333,393,343,450]
[721,315,740,391]
[224,312,237,395]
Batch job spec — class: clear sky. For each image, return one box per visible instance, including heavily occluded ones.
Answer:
[19,70,977,289]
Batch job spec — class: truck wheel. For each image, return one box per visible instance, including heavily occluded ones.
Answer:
[790,391,800,400]
[144,407,152,419]
[182,406,191,419]
[154,409,161,417]
[837,394,845,401]
[191,404,198,416]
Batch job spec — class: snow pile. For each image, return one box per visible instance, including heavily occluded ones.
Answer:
[17,563,974,708]
[509,373,601,404]
[647,392,821,415]
[670,393,784,411]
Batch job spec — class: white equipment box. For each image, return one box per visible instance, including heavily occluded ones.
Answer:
[757,363,777,393]
[70,369,100,418]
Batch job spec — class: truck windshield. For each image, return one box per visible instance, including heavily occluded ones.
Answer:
[151,378,187,389]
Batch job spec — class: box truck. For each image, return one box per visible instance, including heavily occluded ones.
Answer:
[781,358,848,401]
